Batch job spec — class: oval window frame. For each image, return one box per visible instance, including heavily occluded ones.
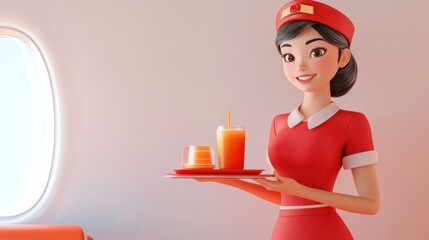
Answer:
[0,25,55,219]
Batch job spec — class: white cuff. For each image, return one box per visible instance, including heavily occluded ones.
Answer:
[266,150,272,166]
[342,150,378,169]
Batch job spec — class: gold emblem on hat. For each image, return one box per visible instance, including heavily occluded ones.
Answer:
[281,4,314,19]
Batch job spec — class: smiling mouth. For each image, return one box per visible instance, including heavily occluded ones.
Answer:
[296,74,316,82]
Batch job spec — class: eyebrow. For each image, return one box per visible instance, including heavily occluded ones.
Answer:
[280,43,291,48]
[280,38,326,48]
[305,38,325,45]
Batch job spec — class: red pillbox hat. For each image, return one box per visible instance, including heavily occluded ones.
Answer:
[276,0,355,45]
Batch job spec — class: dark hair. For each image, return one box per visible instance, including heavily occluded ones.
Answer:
[275,21,358,97]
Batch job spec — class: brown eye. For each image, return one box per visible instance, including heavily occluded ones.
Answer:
[310,48,327,58]
[283,53,295,63]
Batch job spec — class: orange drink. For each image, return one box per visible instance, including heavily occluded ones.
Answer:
[182,146,214,169]
[217,126,245,169]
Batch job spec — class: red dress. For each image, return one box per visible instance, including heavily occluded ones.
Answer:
[268,103,378,240]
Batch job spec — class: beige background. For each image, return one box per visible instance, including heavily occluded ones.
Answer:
[1,0,428,239]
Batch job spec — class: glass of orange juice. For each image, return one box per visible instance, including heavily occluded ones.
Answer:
[216,126,245,169]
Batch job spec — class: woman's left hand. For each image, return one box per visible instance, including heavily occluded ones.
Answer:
[254,171,303,196]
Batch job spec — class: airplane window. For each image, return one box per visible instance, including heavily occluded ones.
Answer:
[0,27,54,217]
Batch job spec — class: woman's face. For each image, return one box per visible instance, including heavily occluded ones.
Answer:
[279,26,350,95]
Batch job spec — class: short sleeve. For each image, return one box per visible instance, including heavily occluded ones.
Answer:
[342,113,378,169]
[270,114,288,137]
[267,117,277,167]
[268,114,288,167]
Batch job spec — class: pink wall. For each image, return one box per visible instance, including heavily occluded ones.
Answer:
[1,0,428,239]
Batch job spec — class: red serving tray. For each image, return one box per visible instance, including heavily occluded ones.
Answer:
[174,169,264,175]
[165,169,274,179]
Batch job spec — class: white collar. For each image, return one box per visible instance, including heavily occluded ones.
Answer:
[288,102,340,130]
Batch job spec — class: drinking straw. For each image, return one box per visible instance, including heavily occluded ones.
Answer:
[227,110,231,129]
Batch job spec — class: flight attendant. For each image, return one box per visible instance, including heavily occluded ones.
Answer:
[199,1,380,239]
